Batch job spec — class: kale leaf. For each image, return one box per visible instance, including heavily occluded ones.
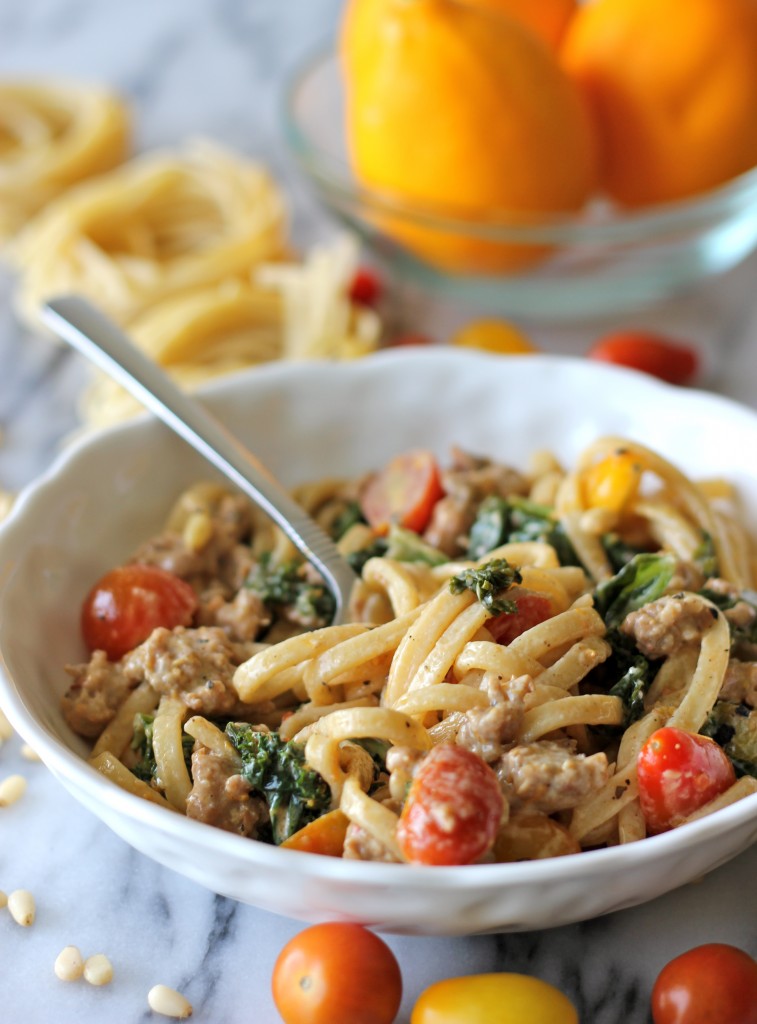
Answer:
[466,495,582,567]
[225,724,331,844]
[593,552,677,631]
[246,553,335,628]
[130,713,193,784]
[449,558,522,613]
[700,701,757,779]
[330,500,367,541]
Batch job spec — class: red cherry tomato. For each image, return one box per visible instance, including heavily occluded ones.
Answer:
[81,563,198,660]
[271,922,402,1024]
[348,267,382,306]
[651,943,757,1024]
[587,330,699,385]
[488,591,553,645]
[397,744,504,865]
[360,450,444,534]
[387,332,434,347]
[636,727,736,833]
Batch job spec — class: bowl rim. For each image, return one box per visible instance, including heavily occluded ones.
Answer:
[282,45,757,246]
[1,350,756,894]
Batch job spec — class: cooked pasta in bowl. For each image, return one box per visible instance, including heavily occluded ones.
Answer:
[1,350,756,934]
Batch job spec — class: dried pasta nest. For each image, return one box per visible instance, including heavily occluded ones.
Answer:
[0,80,130,241]
[78,237,382,430]
[9,138,288,330]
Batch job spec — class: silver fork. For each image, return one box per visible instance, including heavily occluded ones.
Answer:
[41,295,358,625]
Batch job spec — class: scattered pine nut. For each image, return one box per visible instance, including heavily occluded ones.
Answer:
[7,889,35,926]
[0,890,7,909]
[0,709,13,742]
[0,774,27,807]
[54,946,84,981]
[147,984,193,1018]
[20,744,41,762]
[83,953,114,986]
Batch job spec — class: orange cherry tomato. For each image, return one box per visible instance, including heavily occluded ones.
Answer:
[636,727,736,834]
[81,563,198,660]
[487,591,553,645]
[360,450,444,534]
[651,943,757,1024]
[397,744,505,865]
[271,922,402,1024]
[586,330,699,385]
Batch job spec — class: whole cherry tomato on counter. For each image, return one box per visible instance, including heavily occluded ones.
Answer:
[397,744,504,865]
[360,450,444,534]
[387,332,435,347]
[586,330,699,385]
[651,943,757,1024]
[81,563,198,660]
[451,317,538,355]
[348,266,382,306]
[272,922,402,1024]
[636,727,736,833]
[411,973,578,1024]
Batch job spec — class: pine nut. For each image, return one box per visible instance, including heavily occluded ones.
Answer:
[54,946,84,981]
[83,954,113,986]
[0,709,13,742]
[147,984,193,1018]
[20,744,41,762]
[7,889,35,926]
[0,775,27,807]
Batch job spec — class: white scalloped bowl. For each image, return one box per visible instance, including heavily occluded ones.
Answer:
[1,350,756,935]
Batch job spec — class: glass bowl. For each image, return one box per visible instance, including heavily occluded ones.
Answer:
[283,48,757,323]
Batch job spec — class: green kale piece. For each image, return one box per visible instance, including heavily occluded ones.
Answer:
[700,701,757,779]
[693,531,719,579]
[593,552,677,631]
[130,713,193,784]
[330,500,367,541]
[601,533,646,573]
[466,495,581,567]
[449,558,522,614]
[246,553,335,628]
[346,537,388,575]
[384,525,447,566]
[604,631,656,725]
[225,724,331,844]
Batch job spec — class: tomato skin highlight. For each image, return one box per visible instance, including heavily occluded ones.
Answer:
[271,922,402,1024]
[651,943,757,1024]
[636,727,736,833]
[360,450,444,534]
[410,973,578,1024]
[81,564,198,660]
[397,744,504,865]
[487,591,553,645]
[587,330,699,385]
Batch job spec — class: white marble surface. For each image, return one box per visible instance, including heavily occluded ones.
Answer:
[1,2,756,1023]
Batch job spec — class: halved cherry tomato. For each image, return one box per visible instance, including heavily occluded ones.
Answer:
[636,727,736,833]
[397,744,504,865]
[360,450,444,534]
[651,943,757,1024]
[411,973,578,1024]
[348,266,382,307]
[271,922,402,1024]
[487,591,553,645]
[587,330,699,385]
[81,563,198,660]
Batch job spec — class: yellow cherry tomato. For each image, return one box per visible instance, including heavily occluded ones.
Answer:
[451,318,538,355]
[582,449,642,513]
[410,973,578,1024]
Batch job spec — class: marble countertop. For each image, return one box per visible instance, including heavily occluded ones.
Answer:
[1,3,756,1023]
